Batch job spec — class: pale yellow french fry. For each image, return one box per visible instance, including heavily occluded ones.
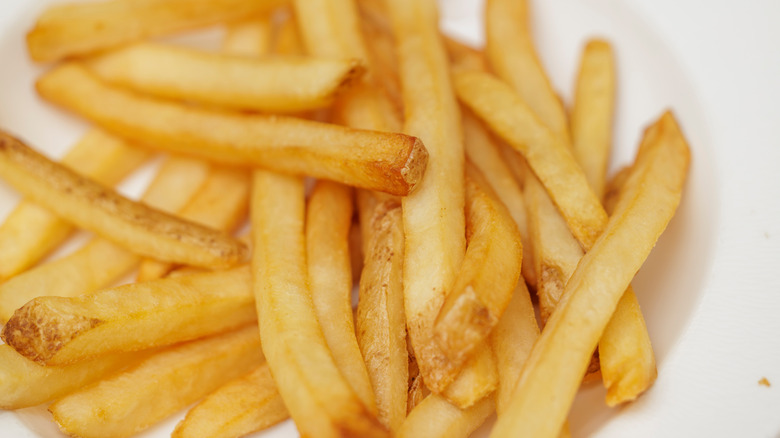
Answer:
[37,63,428,196]
[434,169,522,369]
[398,394,494,438]
[86,43,364,113]
[250,171,387,438]
[603,165,632,216]
[356,198,408,432]
[454,70,608,249]
[0,131,246,269]
[440,344,498,408]
[0,129,149,280]
[2,267,256,365]
[485,0,570,147]
[490,112,690,438]
[0,344,147,409]
[49,325,264,438]
[137,166,250,281]
[0,155,211,322]
[172,363,289,438]
[386,0,467,394]
[223,17,273,57]
[571,39,616,199]
[27,0,286,62]
[307,180,377,414]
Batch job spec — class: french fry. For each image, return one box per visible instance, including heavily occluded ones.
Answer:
[222,17,274,58]
[398,394,494,438]
[0,155,211,322]
[603,165,632,215]
[0,129,149,280]
[49,324,264,438]
[386,0,467,394]
[293,0,367,61]
[2,267,256,365]
[356,198,408,431]
[490,112,690,438]
[485,0,570,147]
[0,345,147,409]
[440,343,498,408]
[434,168,522,369]
[172,363,289,438]
[571,39,616,199]
[37,63,428,196]
[86,43,364,113]
[454,70,608,249]
[307,180,377,414]
[0,131,247,269]
[27,0,286,62]
[137,166,250,281]
[250,171,387,438]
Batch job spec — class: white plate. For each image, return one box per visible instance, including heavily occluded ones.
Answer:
[0,0,779,437]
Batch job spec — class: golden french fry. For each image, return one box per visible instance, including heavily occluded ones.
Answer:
[485,0,570,147]
[137,166,250,281]
[490,112,690,438]
[386,0,467,394]
[0,345,147,409]
[603,165,632,215]
[571,39,616,198]
[434,169,522,369]
[86,43,364,113]
[454,70,608,249]
[0,129,149,280]
[37,63,427,196]
[357,3,403,113]
[2,267,256,365]
[250,171,387,438]
[0,131,246,269]
[357,198,408,431]
[293,0,367,61]
[307,180,377,414]
[398,394,494,438]
[172,363,289,438]
[49,324,264,438]
[444,37,488,73]
[0,155,212,322]
[223,17,273,57]
[440,343,498,408]
[26,0,286,62]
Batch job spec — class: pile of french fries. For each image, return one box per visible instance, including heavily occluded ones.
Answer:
[0,0,691,437]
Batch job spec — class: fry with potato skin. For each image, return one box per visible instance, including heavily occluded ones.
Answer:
[0,345,147,409]
[386,0,467,395]
[356,199,408,431]
[490,112,690,438]
[37,63,427,196]
[86,43,365,113]
[0,129,149,280]
[172,363,289,438]
[307,180,377,415]
[434,169,522,369]
[2,267,256,365]
[0,131,246,269]
[0,154,212,321]
[26,0,286,62]
[251,171,388,438]
[49,324,264,438]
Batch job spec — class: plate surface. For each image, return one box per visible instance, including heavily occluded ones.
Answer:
[0,0,778,437]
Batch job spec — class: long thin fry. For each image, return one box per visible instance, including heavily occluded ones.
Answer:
[251,171,387,438]
[27,0,286,62]
[398,394,494,438]
[490,112,690,438]
[387,0,467,394]
[36,63,428,196]
[49,325,264,438]
[0,155,211,322]
[0,131,246,269]
[172,363,289,438]
[0,129,149,280]
[2,268,256,365]
[357,199,408,432]
[86,43,364,113]
[485,0,570,146]
[307,180,377,414]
